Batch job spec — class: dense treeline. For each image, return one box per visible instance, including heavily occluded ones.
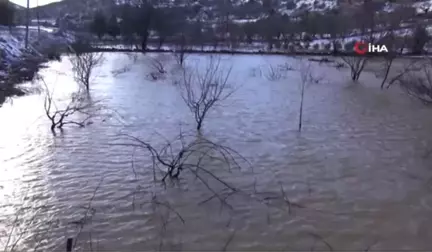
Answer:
[82,0,430,54]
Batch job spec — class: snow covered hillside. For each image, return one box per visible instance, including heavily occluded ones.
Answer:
[0,25,75,82]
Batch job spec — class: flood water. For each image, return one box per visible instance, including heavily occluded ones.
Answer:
[1,53,432,251]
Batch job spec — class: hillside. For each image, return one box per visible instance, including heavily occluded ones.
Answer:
[22,0,354,21]
[28,0,116,20]
[20,0,432,30]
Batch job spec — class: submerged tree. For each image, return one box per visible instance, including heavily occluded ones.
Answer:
[341,56,368,82]
[69,52,104,92]
[179,56,235,131]
[297,60,322,132]
[42,81,104,131]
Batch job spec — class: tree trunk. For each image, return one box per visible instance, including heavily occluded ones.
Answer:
[141,30,149,52]
[332,41,338,55]
[158,36,165,49]
[380,60,393,89]
[352,72,358,81]
[298,84,305,132]
[197,120,203,131]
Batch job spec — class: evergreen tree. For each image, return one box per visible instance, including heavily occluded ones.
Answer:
[91,12,107,40]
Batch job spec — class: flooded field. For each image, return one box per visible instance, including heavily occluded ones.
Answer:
[1,53,432,251]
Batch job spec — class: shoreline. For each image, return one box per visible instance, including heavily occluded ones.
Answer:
[0,55,47,106]
[85,46,432,58]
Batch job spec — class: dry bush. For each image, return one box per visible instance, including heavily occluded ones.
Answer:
[263,62,294,81]
[146,54,170,81]
[264,63,283,81]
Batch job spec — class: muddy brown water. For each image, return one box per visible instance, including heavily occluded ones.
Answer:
[1,53,432,251]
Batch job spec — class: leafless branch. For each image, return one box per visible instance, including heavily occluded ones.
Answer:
[221,230,236,251]
[1,190,58,252]
[68,177,104,251]
[384,59,423,89]
[308,232,334,252]
[113,129,252,211]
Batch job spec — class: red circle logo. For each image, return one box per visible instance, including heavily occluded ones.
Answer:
[353,41,368,55]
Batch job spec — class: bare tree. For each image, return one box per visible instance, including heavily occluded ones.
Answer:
[117,131,250,209]
[381,59,421,90]
[297,60,322,132]
[173,34,188,67]
[341,56,368,82]
[41,79,105,131]
[69,52,104,91]
[374,4,414,89]
[393,58,432,105]
[339,0,384,82]
[179,56,235,131]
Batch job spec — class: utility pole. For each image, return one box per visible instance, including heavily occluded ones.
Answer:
[37,0,40,38]
[25,0,29,48]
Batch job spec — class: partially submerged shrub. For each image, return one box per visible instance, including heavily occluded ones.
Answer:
[146,54,170,81]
